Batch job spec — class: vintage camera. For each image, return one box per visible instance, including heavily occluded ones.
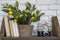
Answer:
[37,22,51,37]
[38,30,51,37]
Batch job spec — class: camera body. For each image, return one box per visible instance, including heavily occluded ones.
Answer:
[38,30,51,37]
[37,23,51,37]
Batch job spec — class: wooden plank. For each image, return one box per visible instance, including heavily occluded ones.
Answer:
[2,37,60,40]
[0,18,5,37]
[52,16,60,37]
[20,37,60,40]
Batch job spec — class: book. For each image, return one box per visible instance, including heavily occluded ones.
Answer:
[9,20,14,37]
[1,16,19,37]
[14,21,19,37]
[11,20,19,37]
[3,16,11,37]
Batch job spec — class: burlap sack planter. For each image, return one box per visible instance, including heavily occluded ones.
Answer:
[18,25,34,37]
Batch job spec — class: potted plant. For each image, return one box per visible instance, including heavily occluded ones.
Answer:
[2,1,45,37]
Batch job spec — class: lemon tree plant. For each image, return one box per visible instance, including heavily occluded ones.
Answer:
[2,1,45,25]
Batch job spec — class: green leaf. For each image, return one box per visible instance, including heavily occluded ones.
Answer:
[15,1,19,9]
[36,10,40,15]
[39,13,45,17]
[2,3,9,8]
[2,9,8,13]
[32,5,36,11]
[25,2,31,8]
[26,7,30,10]
[18,9,21,13]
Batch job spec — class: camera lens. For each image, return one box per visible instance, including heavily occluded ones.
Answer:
[44,33,49,37]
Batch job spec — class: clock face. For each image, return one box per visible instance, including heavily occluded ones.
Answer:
[38,24,49,31]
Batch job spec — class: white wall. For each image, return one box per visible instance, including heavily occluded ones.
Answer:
[0,0,60,36]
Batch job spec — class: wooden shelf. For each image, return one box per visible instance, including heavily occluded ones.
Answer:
[0,37,59,40]
[0,16,60,40]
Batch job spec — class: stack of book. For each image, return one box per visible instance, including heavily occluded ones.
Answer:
[1,16,19,37]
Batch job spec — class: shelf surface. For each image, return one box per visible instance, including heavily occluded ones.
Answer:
[0,37,60,40]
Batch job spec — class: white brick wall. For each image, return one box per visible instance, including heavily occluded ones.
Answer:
[19,0,36,5]
[56,0,60,4]
[49,5,60,10]
[37,0,50,4]
[0,0,60,36]
[36,5,49,10]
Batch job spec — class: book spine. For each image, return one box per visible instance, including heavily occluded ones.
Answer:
[11,20,16,37]
[4,16,11,37]
[9,20,14,37]
[14,22,19,37]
